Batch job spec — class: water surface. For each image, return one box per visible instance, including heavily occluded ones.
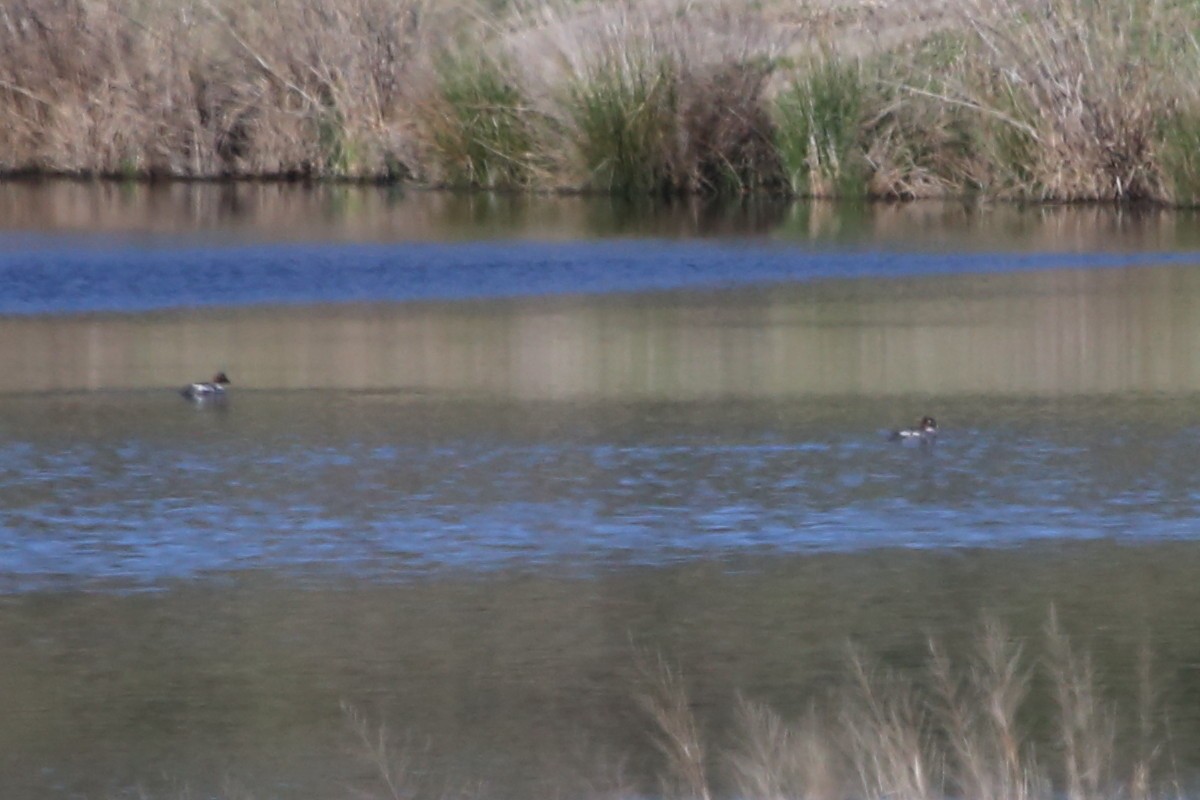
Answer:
[2,391,1200,594]
[3,183,1200,799]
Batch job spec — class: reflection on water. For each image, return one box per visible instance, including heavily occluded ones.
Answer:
[0,181,792,243]
[4,180,1200,249]
[2,264,1200,396]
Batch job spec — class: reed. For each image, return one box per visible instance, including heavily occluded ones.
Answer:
[648,618,1176,800]
[424,51,544,189]
[1,0,1199,202]
[1159,100,1200,206]
[0,0,445,179]
[942,0,1197,202]
[487,0,786,196]
[0,0,200,176]
[636,651,715,800]
[569,53,680,196]
[344,701,423,800]
[772,58,869,198]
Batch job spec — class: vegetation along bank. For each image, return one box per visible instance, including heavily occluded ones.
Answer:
[2,0,1199,204]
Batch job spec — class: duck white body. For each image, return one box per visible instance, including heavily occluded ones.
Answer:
[888,416,937,446]
[181,372,231,402]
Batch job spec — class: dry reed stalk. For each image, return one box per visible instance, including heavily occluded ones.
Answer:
[635,651,713,800]
[729,695,841,800]
[2,0,1198,198]
[343,701,423,800]
[197,0,451,178]
[1044,610,1116,800]
[341,621,1185,800]
[928,620,1043,800]
[842,650,939,800]
[717,615,1178,800]
[0,0,207,175]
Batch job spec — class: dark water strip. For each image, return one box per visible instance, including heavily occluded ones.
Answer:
[4,238,1200,315]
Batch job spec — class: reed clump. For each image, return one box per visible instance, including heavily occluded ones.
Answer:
[945,0,1195,203]
[424,51,545,189]
[2,0,1200,203]
[488,0,789,196]
[637,616,1178,800]
[772,58,871,198]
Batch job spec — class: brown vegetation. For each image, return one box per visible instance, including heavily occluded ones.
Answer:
[1,0,1198,203]
[0,0,450,179]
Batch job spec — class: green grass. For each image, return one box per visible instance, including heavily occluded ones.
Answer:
[1160,104,1200,205]
[571,54,684,197]
[428,54,542,190]
[773,58,869,197]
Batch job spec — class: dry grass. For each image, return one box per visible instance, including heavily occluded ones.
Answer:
[635,650,715,800]
[927,622,1036,800]
[338,616,1178,800]
[946,0,1191,202]
[1,0,1199,201]
[0,0,456,179]
[768,0,1200,202]
[637,616,1179,800]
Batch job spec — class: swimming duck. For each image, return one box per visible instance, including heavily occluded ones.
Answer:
[889,415,937,445]
[181,372,230,401]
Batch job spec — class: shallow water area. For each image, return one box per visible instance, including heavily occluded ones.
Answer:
[4,183,1200,799]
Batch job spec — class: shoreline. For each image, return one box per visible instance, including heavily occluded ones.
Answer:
[0,172,1186,210]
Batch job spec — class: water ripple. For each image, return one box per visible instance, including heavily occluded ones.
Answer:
[2,394,1198,592]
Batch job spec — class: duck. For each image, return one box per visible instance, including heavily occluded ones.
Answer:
[888,415,937,446]
[181,372,231,402]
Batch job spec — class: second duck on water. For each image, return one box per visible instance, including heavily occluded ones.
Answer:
[181,372,231,402]
[889,415,937,446]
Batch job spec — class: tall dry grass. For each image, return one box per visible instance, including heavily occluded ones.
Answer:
[1,0,1199,201]
[945,0,1195,203]
[635,650,715,800]
[769,0,1200,202]
[0,0,455,179]
[636,617,1179,800]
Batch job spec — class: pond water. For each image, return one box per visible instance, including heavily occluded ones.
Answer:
[3,183,1200,799]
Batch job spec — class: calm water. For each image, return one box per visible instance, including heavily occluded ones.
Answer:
[4,183,1200,799]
